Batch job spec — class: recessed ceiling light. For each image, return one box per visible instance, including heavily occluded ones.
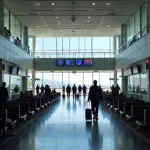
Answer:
[87,20,90,23]
[58,23,60,25]
[56,16,59,19]
[92,3,96,6]
[105,2,111,6]
[35,2,40,6]
[57,21,60,22]
[108,25,110,28]
[88,16,91,19]
[37,26,39,28]
[61,30,63,32]
[52,3,55,6]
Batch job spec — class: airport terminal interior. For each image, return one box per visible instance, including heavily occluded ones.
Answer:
[1,0,150,150]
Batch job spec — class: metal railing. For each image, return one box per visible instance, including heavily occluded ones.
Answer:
[117,25,149,55]
[0,27,32,55]
[34,52,115,58]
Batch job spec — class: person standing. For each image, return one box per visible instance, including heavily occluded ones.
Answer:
[62,85,65,95]
[0,82,8,138]
[41,84,45,93]
[72,84,77,99]
[83,84,87,97]
[111,85,116,96]
[14,85,19,93]
[88,80,102,120]
[115,84,120,96]
[66,84,71,98]
[36,84,40,95]
[78,85,82,96]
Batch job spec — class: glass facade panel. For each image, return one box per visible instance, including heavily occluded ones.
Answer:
[79,38,85,51]
[4,7,9,29]
[44,38,56,51]
[93,73,100,85]
[28,72,32,90]
[134,10,140,34]
[100,73,111,90]
[53,73,62,88]
[4,74,10,92]
[57,38,63,51]
[70,38,79,51]
[63,38,69,51]
[36,38,43,51]
[141,4,147,30]
[43,73,53,87]
[85,38,92,52]
[63,73,69,86]
[35,73,42,87]
[29,37,33,52]
[83,73,92,88]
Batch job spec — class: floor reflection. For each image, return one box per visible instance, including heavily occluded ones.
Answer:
[3,96,150,150]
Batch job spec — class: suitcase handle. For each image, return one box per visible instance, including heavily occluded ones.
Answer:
[87,101,91,109]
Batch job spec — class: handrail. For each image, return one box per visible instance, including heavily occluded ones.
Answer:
[0,27,32,55]
[117,25,149,54]
[34,52,115,58]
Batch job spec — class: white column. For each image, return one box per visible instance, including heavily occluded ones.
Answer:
[0,0,4,29]
[33,36,36,56]
[32,70,35,95]
[114,70,117,86]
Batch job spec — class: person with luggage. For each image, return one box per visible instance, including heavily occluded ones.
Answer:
[72,84,77,99]
[78,85,82,96]
[66,84,71,98]
[36,84,40,95]
[83,84,87,97]
[88,80,102,120]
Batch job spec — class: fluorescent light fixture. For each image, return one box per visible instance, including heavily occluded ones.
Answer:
[37,26,39,27]
[92,3,96,5]
[88,16,91,19]
[56,16,59,19]
[35,2,40,6]
[105,2,111,6]
[58,23,60,25]
[87,20,90,23]
[52,3,55,6]
[108,25,110,27]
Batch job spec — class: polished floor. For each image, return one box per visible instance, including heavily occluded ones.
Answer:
[5,97,150,150]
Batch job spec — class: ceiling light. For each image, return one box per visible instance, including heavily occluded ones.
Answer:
[37,26,39,28]
[58,23,60,25]
[57,21,60,22]
[87,20,90,23]
[35,2,40,6]
[88,16,91,19]
[108,25,110,28]
[92,3,96,6]
[61,30,63,32]
[105,2,111,6]
[52,3,55,6]
[56,16,59,19]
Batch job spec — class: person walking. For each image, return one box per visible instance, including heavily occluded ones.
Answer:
[41,84,45,93]
[83,84,87,97]
[66,84,71,98]
[88,80,102,120]
[78,85,82,96]
[36,84,40,95]
[72,84,77,99]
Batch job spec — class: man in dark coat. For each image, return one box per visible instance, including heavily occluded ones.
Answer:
[88,80,102,120]
[66,84,71,98]
[72,84,77,99]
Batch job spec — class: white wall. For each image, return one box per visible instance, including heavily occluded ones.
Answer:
[0,35,33,69]
[34,58,115,71]
[116,32,150,69]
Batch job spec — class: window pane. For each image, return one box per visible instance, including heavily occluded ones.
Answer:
[100,73,110,91]
[4,7,9,29]
[10,14,15,37]
[35,73,42,87]
[57,38,62,51]
[63,38,69,51]
[84,73,92,88]
[36,38,43,51]
[127,17,135,41]
[70,38,79,51]
[70,73,83,87]
[53,73,62,89]
[135,10,140,34]
[79,38,85,51]
[141,4,147,29]
[43,73,53,88]
[85,38,91,52]
[29,37,33,52]
[4,74,10,92]
[44,38,56,51]
[63,73,69,86]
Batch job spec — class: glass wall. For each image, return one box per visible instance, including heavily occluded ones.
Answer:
[4,7,9,29]
[127,73,148,102]
[125,3,147,42]
[35,72,115,93]
[36,37,114,55]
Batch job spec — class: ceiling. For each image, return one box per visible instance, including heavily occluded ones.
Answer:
[4,0,144,37]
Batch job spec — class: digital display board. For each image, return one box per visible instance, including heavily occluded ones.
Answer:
[17,68,23,76]
[127,67,133,75]
[84,60,92,66]
[133,65,140,74]
[11,66,18,75]
[66,60,74,66]
[75,59,83,66]
[56,60,65,66]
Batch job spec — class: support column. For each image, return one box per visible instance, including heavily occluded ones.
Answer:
[146,1,150,27]
[114,70,117,86]
[121,24,126,46]
[0,59,3,85]
[32,70,35,95]
[0,0,4,29]
[147,58,150,102]
[24,26,28,47]
[33,36,36,56]
[22,69,28,92]
[121,68,128,96]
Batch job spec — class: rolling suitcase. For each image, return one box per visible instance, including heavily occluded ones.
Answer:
[85,101,92,121]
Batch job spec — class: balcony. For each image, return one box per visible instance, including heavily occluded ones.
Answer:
[34,52,115,58]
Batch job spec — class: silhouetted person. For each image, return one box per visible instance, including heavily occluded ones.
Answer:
[78,85,82,96]
[19,91,24,100]
[52,89,56,94]
[62,85,65,94]
[36,84,40,95]
[88,80,102,120]
[14,85,19,93]
[72,84,77,99]
[111,85,116,96]
[41,85,44,93]
[115,84,120,96]
[66,84,71,98]
[83,84,87,97]
[0,82,8,138]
